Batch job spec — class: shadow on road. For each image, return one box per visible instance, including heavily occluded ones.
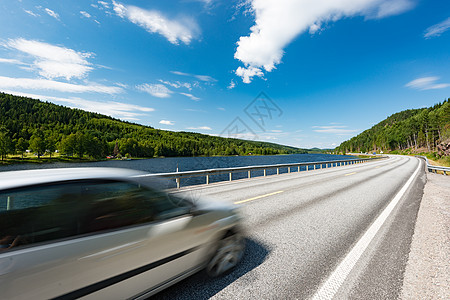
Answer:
[151,238,270,299]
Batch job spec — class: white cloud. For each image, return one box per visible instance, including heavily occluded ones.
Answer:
[180,92,200,101]
[0,58,26,65]
[0,76,123,94]
[2,90,153,121]
[45,8,60,20]
[170,70,217,82]
[368,0,415,19]
[158,79,192,90]
[312,125,358,134]
[171,71,190,76]
[405,76,450,90]
[185,108,207,112]
[137,83,173,98]
[24,9,38,17]
[186,126,212,130]
[4,38,93,80]
[217,107,225,111]
[193,0,215,7]
[424,17,450,38]
[159,120,175,125]
[195,75,216,82]
[112,1,198,45]
[235,0,415,83]
[235,66,264,84]
[227,80,236,89]
[98,1,110,9]
[80,11,91,18]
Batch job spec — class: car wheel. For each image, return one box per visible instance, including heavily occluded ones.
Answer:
[206,231,245,277]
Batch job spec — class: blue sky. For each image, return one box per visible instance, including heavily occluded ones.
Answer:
[0,0,449,149]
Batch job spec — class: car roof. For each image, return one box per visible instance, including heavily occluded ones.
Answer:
[0,167,148,191]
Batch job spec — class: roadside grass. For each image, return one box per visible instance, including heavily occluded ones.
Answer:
[386,149,450,175]
[0,153,152,165]
[388,150,450,168]
[0,153,101,165]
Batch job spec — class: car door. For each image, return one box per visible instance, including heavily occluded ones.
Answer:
[0,179,211,300]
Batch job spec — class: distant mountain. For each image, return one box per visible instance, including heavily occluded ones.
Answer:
[336,99,450,156]
[0,92,309,159]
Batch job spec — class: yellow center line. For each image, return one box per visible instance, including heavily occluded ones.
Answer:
[234,190,284,205]
[344,172,357,176]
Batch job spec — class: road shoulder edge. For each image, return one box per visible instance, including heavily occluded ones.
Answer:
[400,171,450,299]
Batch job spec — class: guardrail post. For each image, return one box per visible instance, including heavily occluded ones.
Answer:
[264,169,266,176]
[298,166,301,172]
[277,168,279,175]
[176,178,180,189]
[288,167,291,173]
[206,175,210,184]
[306,165,308,171]
[229,173,232,181]
[248,170,251,178]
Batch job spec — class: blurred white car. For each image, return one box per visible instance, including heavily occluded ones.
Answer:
[0,168,244,299]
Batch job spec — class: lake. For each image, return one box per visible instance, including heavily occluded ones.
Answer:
[0,154,356,188]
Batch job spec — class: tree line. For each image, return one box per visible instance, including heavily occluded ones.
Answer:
[335,99,450,155]
[0,92,308,160]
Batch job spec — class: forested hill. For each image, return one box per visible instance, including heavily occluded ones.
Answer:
[336,99,450,156]
[0,92,307,159]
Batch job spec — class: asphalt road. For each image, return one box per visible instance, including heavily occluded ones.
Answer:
[154,155,425,300]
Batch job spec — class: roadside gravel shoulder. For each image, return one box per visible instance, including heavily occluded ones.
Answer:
[401,172,450,299]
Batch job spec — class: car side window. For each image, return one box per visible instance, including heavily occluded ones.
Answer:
[81,181,157,233]
[0,180,192,252]
[80,181,191,226]
[0,183,82,251]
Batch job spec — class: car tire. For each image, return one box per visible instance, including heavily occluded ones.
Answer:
[206,231,245,277]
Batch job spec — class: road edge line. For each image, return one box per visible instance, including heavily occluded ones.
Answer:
[311,158,422,300]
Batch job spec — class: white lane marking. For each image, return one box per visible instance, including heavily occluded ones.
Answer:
[344,172,357,176]
[311,158,421,300]
[234,190,284,204]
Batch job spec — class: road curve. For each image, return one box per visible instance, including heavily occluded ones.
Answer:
[154,155,425,299]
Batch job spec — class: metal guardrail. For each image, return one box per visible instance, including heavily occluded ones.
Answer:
[141,156,387,188]
[416,156,450,175]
